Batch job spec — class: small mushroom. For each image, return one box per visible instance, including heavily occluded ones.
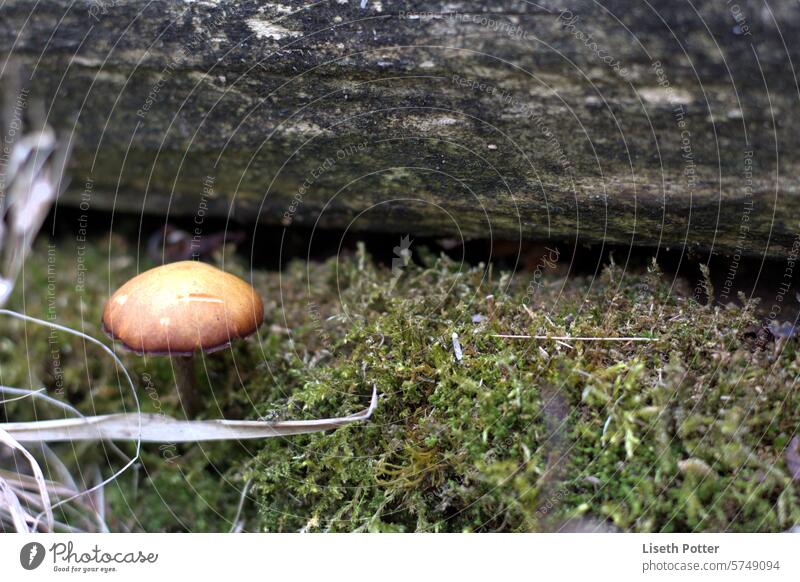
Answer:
[102,261,264,417]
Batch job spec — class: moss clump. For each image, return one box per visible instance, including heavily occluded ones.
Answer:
[2,235,799,532]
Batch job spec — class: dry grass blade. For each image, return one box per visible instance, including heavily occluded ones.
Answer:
[89,466,109,532]
[2,386,378,443]
[230,478,253,533]
[0,474,32,532]
[0,308,142,432]
[0,310,140,528]
[0,467,109,533]
[0,388,45,404]
[40,443,79,492]
[0,427,53,531]
[1,385,132,464]
[0,77,69,307]
[0,469,76,498]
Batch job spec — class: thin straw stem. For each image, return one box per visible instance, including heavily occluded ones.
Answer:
[492,334,659,342]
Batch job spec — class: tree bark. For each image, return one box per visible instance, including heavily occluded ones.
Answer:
[2,0,799,256]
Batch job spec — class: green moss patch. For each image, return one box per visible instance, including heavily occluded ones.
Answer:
[1,236,798,532]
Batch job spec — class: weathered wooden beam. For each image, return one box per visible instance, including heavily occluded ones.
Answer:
[2,1,799,256]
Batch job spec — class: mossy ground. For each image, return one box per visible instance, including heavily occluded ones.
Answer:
[1,232,799,532]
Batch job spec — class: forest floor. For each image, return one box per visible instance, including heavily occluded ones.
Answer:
[1,231,799,532]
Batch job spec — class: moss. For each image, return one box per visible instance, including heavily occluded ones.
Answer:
[1,234,799,532]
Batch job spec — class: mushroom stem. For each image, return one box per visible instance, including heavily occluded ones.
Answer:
[173,354,203,418]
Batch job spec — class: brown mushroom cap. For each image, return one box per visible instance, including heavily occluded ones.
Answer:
[102,261,264,355]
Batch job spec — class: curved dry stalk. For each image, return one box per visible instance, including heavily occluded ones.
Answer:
[2,386,378,443]
[0,388,45,404]
[0,309,140,528]
[0,385,132,464]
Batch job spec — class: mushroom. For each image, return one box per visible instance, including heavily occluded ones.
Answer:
[102,261,264,417]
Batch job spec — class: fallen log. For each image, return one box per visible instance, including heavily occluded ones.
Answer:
[2,0,799,256]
